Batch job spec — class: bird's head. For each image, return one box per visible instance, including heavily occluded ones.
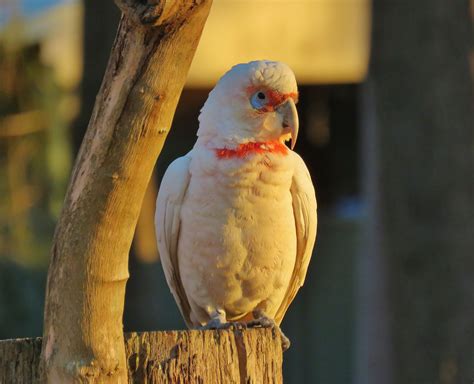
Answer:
[197,60,299,149]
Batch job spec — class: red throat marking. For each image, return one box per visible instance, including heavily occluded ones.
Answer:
[215,141,288,159]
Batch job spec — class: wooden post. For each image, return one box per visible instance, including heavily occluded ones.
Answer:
[40,1,213,382]
[0,329,284,383]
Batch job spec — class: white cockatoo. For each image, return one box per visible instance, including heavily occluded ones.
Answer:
[155,60,317,348]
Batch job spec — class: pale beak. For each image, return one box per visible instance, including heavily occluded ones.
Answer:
[277,98,299,150]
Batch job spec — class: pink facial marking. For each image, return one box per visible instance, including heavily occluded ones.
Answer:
[246,85,298,112]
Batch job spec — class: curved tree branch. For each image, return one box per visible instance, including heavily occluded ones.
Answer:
[40,1,212,382]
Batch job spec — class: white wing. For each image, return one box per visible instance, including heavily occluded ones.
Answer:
[155,154,193,327]
[275,153,317,324]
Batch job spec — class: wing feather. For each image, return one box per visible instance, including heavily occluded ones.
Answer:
[275,153,317,324]
[155,155,193,327]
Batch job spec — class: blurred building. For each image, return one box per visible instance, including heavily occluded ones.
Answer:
[188,0,370,86]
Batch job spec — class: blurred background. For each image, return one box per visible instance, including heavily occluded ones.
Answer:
[0,1,472,383]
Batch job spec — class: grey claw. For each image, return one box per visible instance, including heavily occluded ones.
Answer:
[247,318,274,328]
[247,311,276,328]
[224,321,248,331]
[280,332,291,351]
[199,318,224,330]
[200,320,247,331]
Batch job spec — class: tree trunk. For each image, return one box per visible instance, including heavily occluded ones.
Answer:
[1,329,283,383]
[363,1,474,383]
[40,1,213,382]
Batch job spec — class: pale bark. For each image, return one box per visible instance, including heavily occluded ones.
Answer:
[2,329,283,383]
[40,1,212,382]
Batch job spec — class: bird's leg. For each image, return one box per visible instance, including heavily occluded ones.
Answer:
[199,309,246,331]
[199,309,226,329]
[247,309,276,328]
[247,309,291,351]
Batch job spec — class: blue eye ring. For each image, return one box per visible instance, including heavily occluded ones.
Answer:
[250,91,268,109]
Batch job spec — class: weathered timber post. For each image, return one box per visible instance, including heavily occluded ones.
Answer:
[40,1,215,382]
[0,329,283,383]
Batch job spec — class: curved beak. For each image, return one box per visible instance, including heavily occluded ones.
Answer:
[277,98,299,150]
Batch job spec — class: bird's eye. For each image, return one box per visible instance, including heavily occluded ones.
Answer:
[250,91,268,109]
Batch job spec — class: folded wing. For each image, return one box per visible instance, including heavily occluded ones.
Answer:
[155,155,193,327]
[275,153,317,324]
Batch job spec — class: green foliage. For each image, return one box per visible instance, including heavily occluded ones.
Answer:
[0,25,72,267]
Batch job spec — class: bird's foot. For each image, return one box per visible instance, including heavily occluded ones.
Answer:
[199,320,246,331]
[247,310,291,351]
[247,309,278,328]
[199,309,247,331]
[247,315,275,328]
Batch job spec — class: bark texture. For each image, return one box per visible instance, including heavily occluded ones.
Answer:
[1,329,283,383]
[40,1,213,382]
[367,1,474,383]
[0,337,42,384]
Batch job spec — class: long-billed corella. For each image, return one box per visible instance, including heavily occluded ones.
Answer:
[155,60,317,349]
